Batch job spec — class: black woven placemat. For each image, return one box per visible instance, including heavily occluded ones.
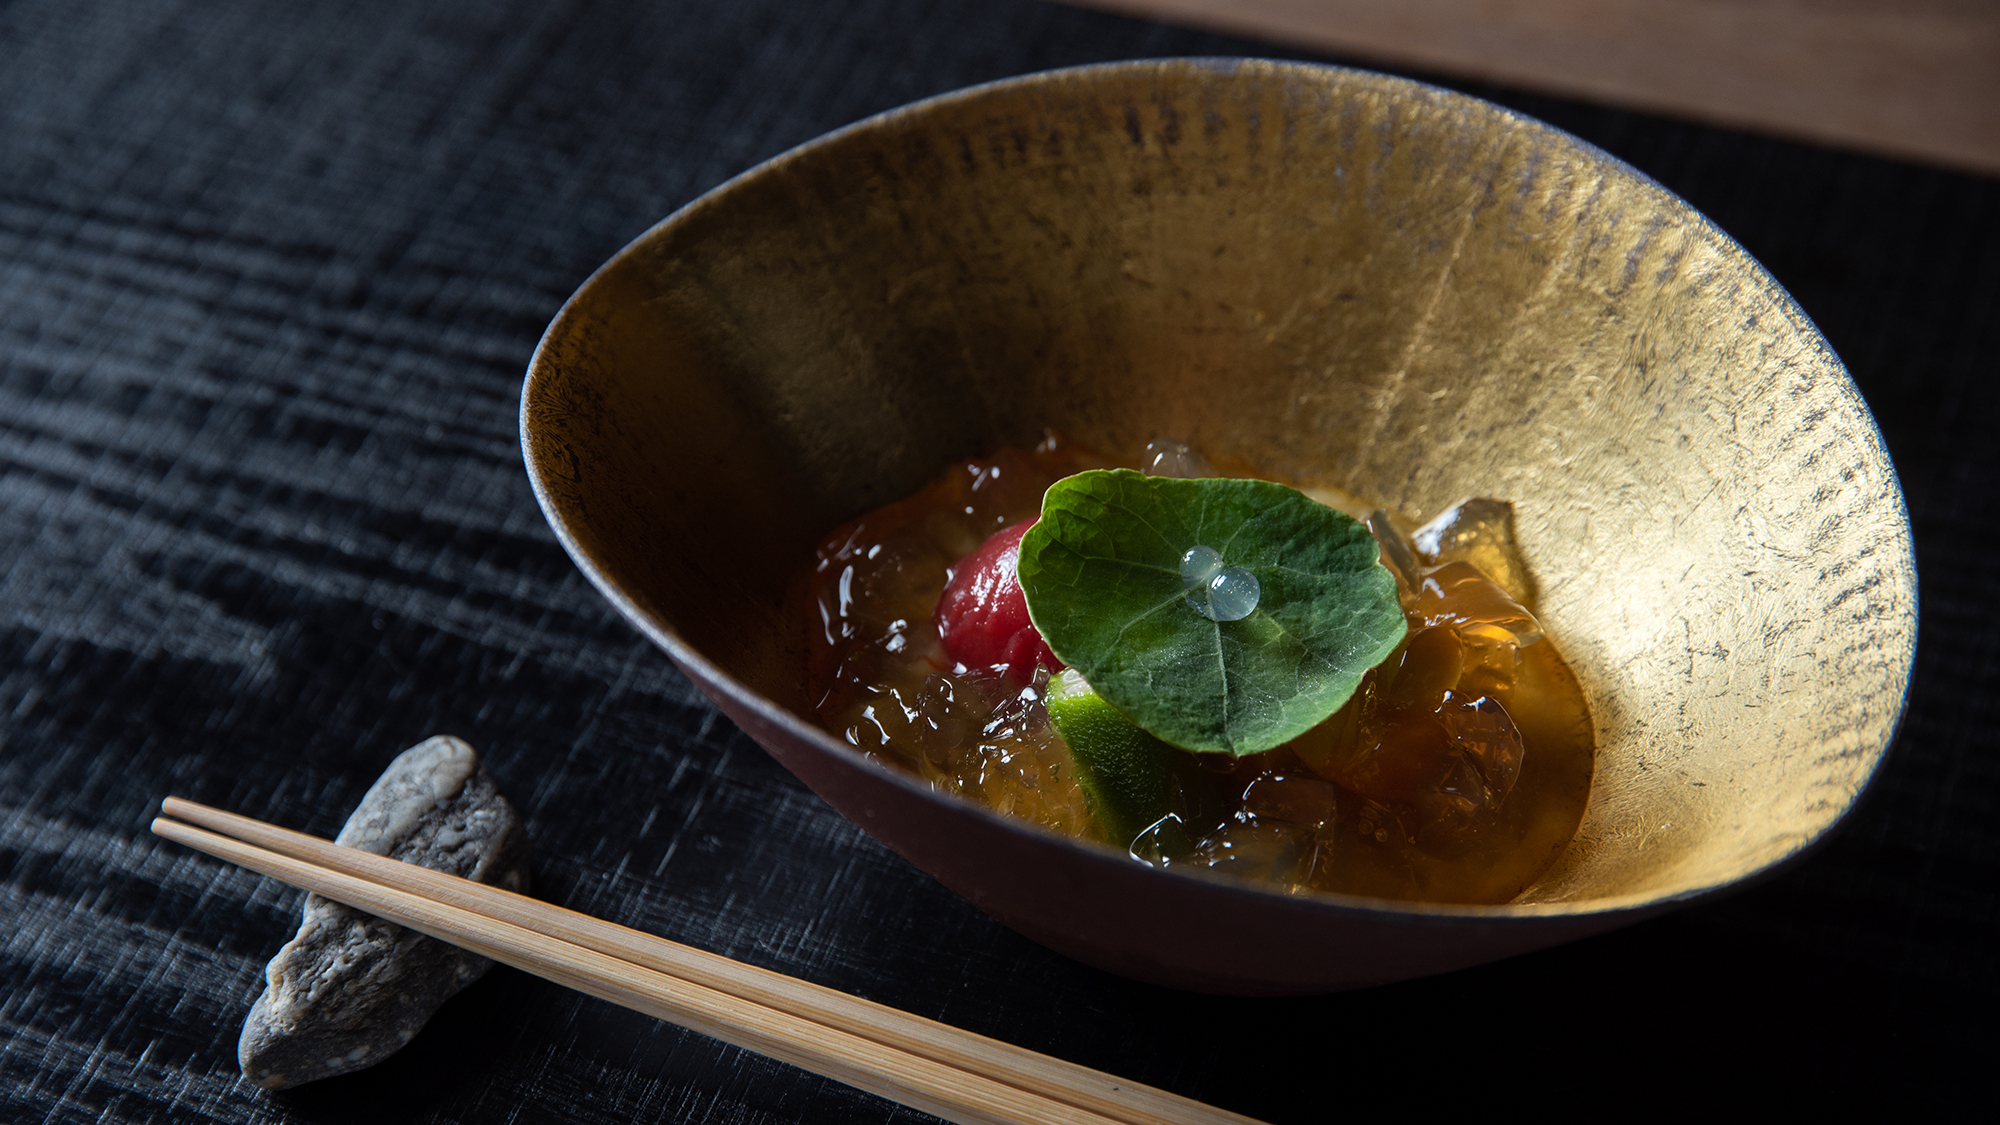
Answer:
[3,0,1994,1120]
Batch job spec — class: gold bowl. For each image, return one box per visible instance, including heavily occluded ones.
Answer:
[521,60,1916,993]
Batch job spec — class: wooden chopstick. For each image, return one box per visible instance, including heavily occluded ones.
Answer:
[153,799,1262,1125]
[152,814,1105,1125]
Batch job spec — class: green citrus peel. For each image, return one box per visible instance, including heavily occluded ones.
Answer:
[1044,669,1201,852]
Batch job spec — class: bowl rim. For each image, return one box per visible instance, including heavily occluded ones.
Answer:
[520,56,1916,926]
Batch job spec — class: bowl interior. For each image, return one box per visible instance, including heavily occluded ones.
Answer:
[524,59,1915,917]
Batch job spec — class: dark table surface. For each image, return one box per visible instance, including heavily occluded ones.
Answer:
[3,0,1995,1120]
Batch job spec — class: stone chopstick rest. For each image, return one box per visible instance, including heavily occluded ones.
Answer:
[238,735,531,1090]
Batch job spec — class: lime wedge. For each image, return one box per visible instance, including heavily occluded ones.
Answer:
[1046,669,1205,853]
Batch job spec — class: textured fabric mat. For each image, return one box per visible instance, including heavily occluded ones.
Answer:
[2,0,1994,1121]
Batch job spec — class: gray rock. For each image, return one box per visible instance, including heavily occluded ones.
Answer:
[239,735,531,1090]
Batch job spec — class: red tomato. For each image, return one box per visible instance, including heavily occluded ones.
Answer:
[933,518,1064,682]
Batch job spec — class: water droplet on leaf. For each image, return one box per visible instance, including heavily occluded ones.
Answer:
[1181,545,1260,621]
[1205,568,1261,621]
[1180,545,1223,588]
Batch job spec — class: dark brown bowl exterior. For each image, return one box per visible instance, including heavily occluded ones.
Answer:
[522,60,1915,993]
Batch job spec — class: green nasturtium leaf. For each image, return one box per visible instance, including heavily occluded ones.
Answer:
[1018,470,1408,756]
